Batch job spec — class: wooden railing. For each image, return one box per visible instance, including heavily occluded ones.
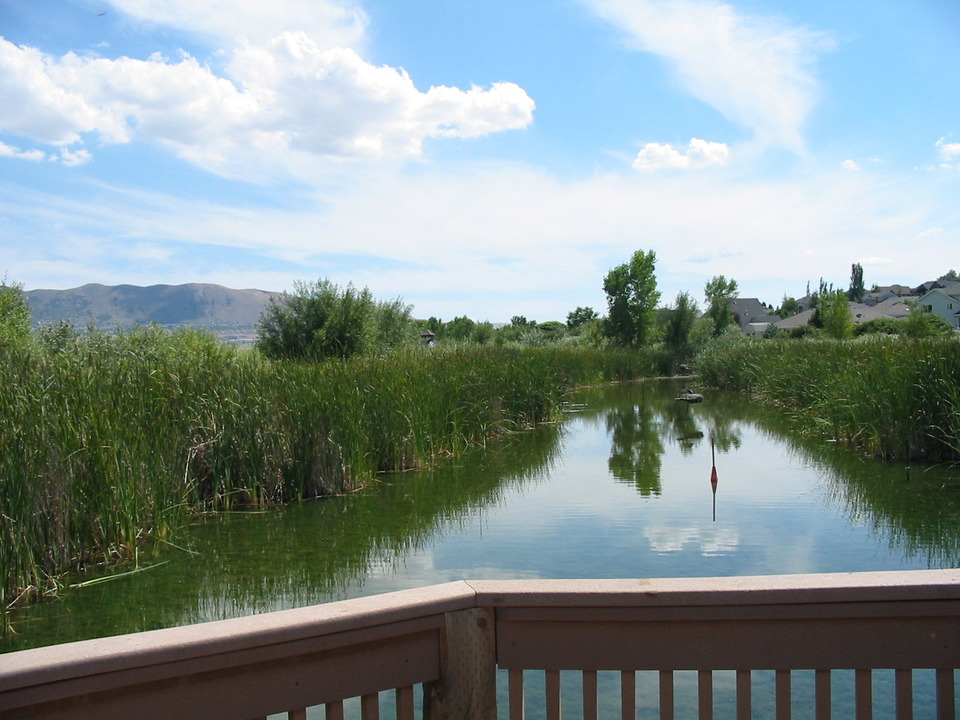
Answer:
[2,569,958,719]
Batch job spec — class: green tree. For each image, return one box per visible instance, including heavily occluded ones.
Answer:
[602,250,660,347]
[663,291,698,358]
[0,279,31,347]
[777,296,799,318]
[847,263,865,302]
[256,279,412,360]
[566,306,598,329]
[704,275,738,336]
[819,289,853,339]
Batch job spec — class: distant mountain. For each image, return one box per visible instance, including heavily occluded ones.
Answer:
[25,283,282,344]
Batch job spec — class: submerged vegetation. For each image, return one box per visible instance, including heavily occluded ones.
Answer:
[697,333,960,463]
[0,317,664,617]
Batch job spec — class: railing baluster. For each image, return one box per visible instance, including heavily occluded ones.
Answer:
[361,693,380,720]
[699,670,713,720]
[816,669,831,720]
[510,668,525,720]
[659,669,674,720]
[737,670,751,720]
[326,700,345,720]
[776,669,791,720]
[583,670,598,720]
[937,669,956,720]
[896,669,914,720]
[395,685,414,720]
[621,670,636,720]
[855,669,872,720]
[546,669,562,720]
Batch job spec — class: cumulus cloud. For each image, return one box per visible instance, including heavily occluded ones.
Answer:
[936,137,960,169]
[0,140,49,162]
[583,0,832,152]
[632,137,729,172]
[0,33,534,178]
[841,159,859,171]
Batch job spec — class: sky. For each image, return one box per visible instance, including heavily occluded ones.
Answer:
[1,0,958,322]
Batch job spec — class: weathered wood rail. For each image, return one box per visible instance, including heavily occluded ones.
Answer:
[1,569,958,719]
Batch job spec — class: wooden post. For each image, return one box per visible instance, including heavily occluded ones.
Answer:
[424,608,497,720]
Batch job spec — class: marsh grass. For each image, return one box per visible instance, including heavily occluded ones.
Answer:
[697,334,960,462]
[1,329,660,612]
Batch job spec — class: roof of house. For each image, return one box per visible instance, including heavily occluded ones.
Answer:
[919,282,960,301]
[774,299,913,329]
[729,298,777,327]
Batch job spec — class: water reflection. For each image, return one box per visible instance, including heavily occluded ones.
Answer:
[4,379,959,654]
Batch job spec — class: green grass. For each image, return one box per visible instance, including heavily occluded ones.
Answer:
[696,333,960,462]
[0,328,663,614]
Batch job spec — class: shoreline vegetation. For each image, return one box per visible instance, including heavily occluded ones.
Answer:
[0,327,664,618]
[697,333,960,463]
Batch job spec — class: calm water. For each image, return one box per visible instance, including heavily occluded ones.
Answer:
[5,379,960,657]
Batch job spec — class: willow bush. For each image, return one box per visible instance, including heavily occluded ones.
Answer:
[1,330,662,611]
[696,333,960,462]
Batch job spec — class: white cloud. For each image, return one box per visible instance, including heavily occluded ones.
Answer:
[59,148,93,167]
[0,34,534,178]
[4,157,951,320]
[106,0,369,49]
[633,137,729,172]
[936,137,960,169]
[841,159,859,171]
[0,140,49,162]
[583,0,832,152]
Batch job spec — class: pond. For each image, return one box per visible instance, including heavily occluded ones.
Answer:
[4,378,960,655]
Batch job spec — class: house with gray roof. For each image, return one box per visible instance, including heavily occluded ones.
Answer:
[728,298,778,335]
[917,282,960,330]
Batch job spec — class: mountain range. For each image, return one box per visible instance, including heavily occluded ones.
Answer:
[25,283,281,343]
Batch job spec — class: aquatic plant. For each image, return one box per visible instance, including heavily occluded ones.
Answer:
[0,330,661,613]
[696,334,960,462]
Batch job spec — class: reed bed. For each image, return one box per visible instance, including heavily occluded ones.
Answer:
[0,329,659,614]
[696,333,960,463]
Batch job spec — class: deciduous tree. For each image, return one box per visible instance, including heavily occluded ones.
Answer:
[602,250,660,347]
[704,275,738,336]
[257,279,412,360]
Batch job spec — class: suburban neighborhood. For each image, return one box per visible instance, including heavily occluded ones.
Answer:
[728,276,960,336]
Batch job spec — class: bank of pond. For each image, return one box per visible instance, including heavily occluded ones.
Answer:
[2,329,960,628]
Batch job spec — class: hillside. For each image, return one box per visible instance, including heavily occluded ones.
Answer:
[25,283,281,343]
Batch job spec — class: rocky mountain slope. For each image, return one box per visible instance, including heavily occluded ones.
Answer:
[25,283,281,343]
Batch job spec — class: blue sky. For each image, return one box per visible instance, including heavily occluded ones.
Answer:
[1,0,958,322]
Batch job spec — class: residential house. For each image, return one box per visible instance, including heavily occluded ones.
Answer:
[774,299,915,331]
[917,282,960,329]
[728,297,778,335]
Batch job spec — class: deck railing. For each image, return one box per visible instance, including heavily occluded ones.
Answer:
[2,569,958,720]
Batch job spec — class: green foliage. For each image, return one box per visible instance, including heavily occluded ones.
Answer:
[904,307,956,338]
[602,249,660,347]
[818,289,853,339]
[704,275,738,336]
[847,262,865,301]
[2,330,663,610]
[696,334,960,463]
[566,306,598,329]
[256,279,413,360]
[777,296,799,318]
[854,317,906,336]
[0,280,31,347]
[662,291,699,361]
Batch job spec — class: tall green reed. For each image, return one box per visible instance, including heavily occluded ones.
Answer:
[2,332,657,610]
[697,334,960,462]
